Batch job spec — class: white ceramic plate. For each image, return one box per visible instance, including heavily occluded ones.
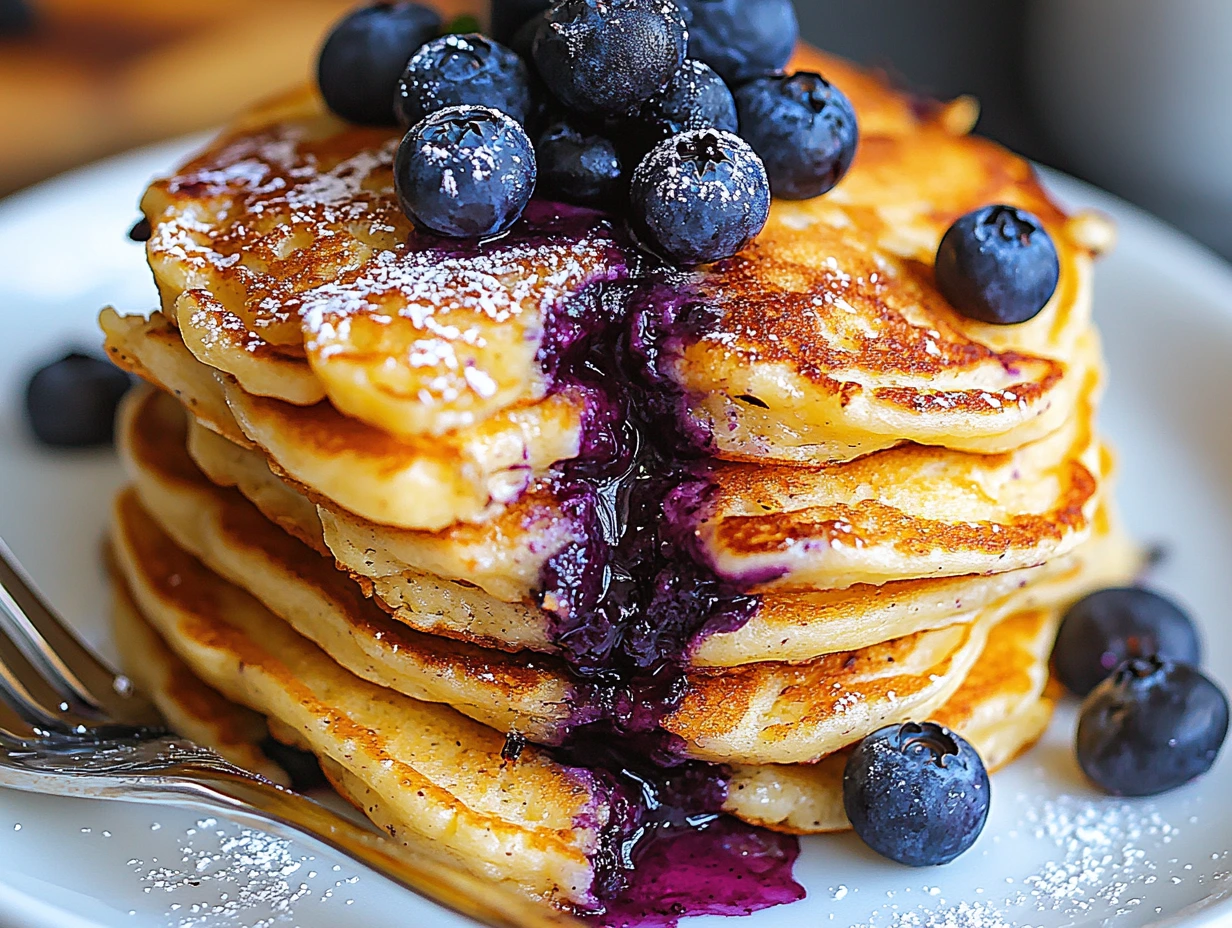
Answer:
[0,141,1230,928]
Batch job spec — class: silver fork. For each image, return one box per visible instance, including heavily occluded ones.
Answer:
[0,539,582,928]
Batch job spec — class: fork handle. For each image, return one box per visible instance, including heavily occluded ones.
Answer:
[0,763,582,928]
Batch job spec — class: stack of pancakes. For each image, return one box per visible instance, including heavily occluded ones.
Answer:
[100,46,1139,916]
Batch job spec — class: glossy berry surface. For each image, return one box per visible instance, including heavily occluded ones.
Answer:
[637,59,738,147]
[395,33,533,128]
[25,353,132,448]
[490,0,553,44]
[536,119,624,207]
[629,128,769,266]
[735,71,858,200]
[1054,587,1202,697]
[532,0,687,115]
[935,205,1061,325]
[395,105,536,237]
[1077,657,1229,797]
[843,722,990,867]
[317,2,442,126]
[676,0,797,85]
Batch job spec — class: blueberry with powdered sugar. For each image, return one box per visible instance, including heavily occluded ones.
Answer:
[395,33,534,128]
[628,128,769,265]
[395,105,537,237]
[532,0,688,115]
[535,118,625,207]
[634,59,738,150]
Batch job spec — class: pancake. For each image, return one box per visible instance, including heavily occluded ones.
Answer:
[102,309,587,532]
[724,606,1063,835]
[110,579,290,786]
[127,385,1086,676]
[139,48,1105,465]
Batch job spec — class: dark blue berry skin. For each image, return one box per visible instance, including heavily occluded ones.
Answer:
[0,0,34,36]
[676,0,798,86]
[1054,588,1202,697]
[25,353,132,448]
[395,105,537,238]
[735,71,859,200]
[532,0,687,116]
[935,205,1061,325]
[317,2,442,126]
[1077,657,1229,797]
[843,722,990,867]
[490,0,553,44]
[637,59,738,146]
[629,128,769,266]
[395,34,533,129]
[536,119,624,208]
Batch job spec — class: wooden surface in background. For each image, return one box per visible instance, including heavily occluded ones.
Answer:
[0,0,476,194]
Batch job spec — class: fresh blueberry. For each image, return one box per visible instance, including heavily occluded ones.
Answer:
[395,33,533,128]
[1077,657,1229,797]
[317,2,442,126]
[395,105,537,237]
[0,0,34,35]
[676,0,797,86]
[636,59,738,147]
[490,0,553,44]
[532,0,687,116]
[509,9,548,61]
[25,353,132,448]
[735,71,858,200]
[536,119,624,207]
[629,128,769,266]
[843,722,990,867]
[127,217,151,242]
[935,205,1061,325]
[1054,587,1202,697]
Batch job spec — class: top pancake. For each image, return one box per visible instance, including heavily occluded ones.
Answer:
[142,45,1107,462]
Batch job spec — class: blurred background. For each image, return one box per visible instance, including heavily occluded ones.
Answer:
[2,0,1230,258]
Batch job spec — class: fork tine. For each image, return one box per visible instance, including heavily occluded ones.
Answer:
[0,618,94,732]
[0,538,161,727]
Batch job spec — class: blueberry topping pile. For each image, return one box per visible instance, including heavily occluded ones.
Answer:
[1054,587,1202,697]
[25,353,132,448]
[395,33,533,128]
[735,71,858,200]
[630,129,769,266]
[935,204,1061,325]
[317,2,443,125]
[536,119,625,207]
[676,0,798,85]
[532,0,688,116]
[316,0,865,264]
[843,722,990,867]
[395,106,536,237]
[1077,657,1229,797]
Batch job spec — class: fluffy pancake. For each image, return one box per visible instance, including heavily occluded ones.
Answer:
[139,48,1105,465]
[102,309,586,531]
[128,385,1094,672]
[724,607,1062,835]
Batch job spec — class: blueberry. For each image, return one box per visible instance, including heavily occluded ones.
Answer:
[25,352,132,448]
[636,59,738,146]
[629,128,769,266]
[395,33,533,128]
[0,0,34,36]
[843,722,990,867]
[1077,657,1228,797]
[1054,587,1202,698]
[127,217,151,242]
[395,105,536,237]
[676,0,797,86]
[935,205,1061,325]
[536,119,624,207]
[735,71,858,201]
[317,2,442,126]
[532,0,687,116]
[490,0,553,44]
